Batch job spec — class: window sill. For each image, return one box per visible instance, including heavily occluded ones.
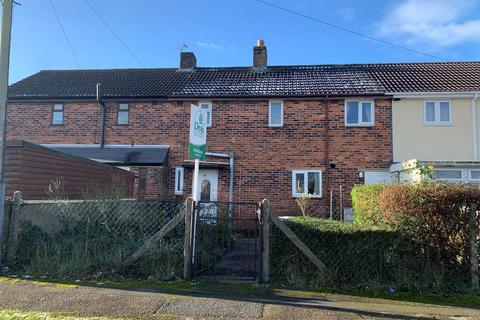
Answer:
[345,123,374,127]
[292,194,322,199]
[269,124,283,127]
[423,122,453,126]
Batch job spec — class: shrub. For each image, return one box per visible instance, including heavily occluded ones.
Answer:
[378,182,480,289]
[270,217,421,290]
[351,184,388,227]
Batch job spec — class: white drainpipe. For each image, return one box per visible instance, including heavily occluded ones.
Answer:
[472,92,479,161]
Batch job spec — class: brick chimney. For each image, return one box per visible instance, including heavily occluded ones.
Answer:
[180,52,196,70]
[253,40,267,69]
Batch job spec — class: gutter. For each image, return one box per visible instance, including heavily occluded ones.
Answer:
[388,91,478,99]
[473,92,479,160]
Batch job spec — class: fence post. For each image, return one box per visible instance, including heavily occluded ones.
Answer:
[183,198,194,280]
[261,199,270,283]
[6,191,21,264]
[469,202,479,291]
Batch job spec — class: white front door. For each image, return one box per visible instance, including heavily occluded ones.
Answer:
[195,169,219,219]
[196,169,218,202]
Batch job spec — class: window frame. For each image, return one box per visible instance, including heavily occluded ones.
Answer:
[117,103,130,125]
[424,100,452,125]
[174,167,184,195]
[268,100,284,127]
[469,169,480,183]
[433,169,464,183]
[344,99,375,126]
[291,169,322,198]
[51,103,64,125]
[199,101,212,127]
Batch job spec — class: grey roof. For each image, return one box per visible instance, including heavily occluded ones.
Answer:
[8,62,480,100]
[8,65,385,100]
[42,144,169,166]
[363,62,480,93]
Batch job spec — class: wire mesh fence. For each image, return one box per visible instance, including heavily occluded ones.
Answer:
[1,200,13,261]
[11,199,185,280]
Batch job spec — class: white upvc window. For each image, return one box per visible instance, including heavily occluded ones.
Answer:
[433,169,463,182]
[117,103,129,125]
[345,100,374,126]
[269,100,283,127]
[174,167,184,195]
[199,102,212,127]
[292,170,322,198]
[469,170,480,183]
[424,101,451,125]
[52,104,64,125]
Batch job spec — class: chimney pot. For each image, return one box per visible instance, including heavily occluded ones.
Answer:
[180,52,196,70]
[253,40,267,69]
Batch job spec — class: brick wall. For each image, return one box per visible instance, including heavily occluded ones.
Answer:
[7,98,392,215]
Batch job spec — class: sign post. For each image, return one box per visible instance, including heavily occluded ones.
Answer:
[189,104,207,265]
[189,104,207,201]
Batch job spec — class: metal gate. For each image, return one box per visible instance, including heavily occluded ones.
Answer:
[192,201,261,281]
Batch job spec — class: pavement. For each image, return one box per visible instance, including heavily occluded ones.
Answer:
[0,279,480,319]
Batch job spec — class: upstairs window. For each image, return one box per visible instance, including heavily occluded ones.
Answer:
[117,103,129,125]
[292,170,322,198]
[52,104,64,125]
[200,102,212,127]
[269,100,283,127]
[424,101,451,124]
[345,100,374,126]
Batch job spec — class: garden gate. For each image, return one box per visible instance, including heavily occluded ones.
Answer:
[190,201,262,281]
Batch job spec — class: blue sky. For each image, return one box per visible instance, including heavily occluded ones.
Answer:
[7,0,480,83]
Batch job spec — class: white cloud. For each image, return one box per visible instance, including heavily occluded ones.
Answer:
[377,0,480,48]
[196,41,224,51]
[336,7,355,23]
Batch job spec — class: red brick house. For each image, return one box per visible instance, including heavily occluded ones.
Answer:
[6,42,393,216]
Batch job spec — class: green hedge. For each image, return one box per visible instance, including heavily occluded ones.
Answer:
[270,217,422,290]
[351,184,387,227]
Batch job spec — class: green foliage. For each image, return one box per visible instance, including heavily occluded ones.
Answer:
[351,184,388,227]
[379,182,480,290]
[271,217,423,291]
[350,182,480,292]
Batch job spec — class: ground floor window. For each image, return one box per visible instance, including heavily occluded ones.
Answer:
[292,170,322,198]
[434,168,480,183]
[174,167,184,195]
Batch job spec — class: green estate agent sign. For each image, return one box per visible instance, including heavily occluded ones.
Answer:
[189,104,207,160]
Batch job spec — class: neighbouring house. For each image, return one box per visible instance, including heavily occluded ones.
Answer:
[5,140,135,199]
[380,63,480,183]
[5,40,480,216]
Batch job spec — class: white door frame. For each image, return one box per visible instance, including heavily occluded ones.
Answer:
[195,169,219,219]
[195,169,218,202]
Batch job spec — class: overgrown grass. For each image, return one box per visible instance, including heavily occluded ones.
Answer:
[0,309,127,320]
[12,220,184,280]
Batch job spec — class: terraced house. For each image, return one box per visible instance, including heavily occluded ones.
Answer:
[5,41,480,217]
